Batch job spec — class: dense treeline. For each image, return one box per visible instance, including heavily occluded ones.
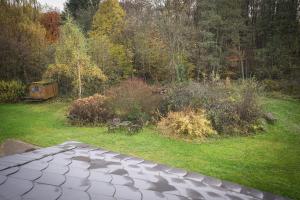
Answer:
[0,0,299,93]
[0,0,47,83]
[65,0,300,81]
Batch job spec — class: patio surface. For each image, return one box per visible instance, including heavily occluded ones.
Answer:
[0,141,289,200]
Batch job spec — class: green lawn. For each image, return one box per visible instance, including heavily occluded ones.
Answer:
[0,98,299,199]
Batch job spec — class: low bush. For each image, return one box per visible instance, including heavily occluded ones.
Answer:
[68,94,110,124]
[105,78,162,124]
[160,79,263,135]
[236,81,261,122]
[0,80,25,103]
[158,109,216,138]
[211,79,263,135]
[159,82,226,114]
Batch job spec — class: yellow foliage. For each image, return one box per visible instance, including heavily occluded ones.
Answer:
[158,109,216,138]
[90,0,125,38]
[82,64,107,82]
[43,64,71,78]
[88,35,133,83]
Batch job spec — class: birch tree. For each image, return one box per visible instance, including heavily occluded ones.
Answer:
[44,17,106,97]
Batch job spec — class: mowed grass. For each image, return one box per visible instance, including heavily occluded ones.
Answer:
[0,98,299,199]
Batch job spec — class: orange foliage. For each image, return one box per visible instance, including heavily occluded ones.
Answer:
[40,11,60,43]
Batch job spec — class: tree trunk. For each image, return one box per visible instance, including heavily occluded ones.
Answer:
[22,65,28,83]
[77,60,82,99]
[240,58,245,80]
[238,44,245,80]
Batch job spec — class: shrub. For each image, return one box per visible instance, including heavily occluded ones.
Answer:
[160,80,263,135]
[159,82,228,115]
[158,109,216,138]
[105,78,162,124]
[207,101,239,134]
[68,94,110,124]
[0,80,25,103]
[236,81,261,123]
[210,79,263,135]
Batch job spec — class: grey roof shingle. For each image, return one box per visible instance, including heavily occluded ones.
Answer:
[0,141,290,200]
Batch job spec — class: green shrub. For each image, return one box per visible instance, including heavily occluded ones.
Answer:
[105,78,162,124]
[0,80,25,103]
[68,94,110,124]
[158,108,216,138]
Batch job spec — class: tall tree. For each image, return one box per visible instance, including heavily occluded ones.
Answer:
[89,0,133,84]
[216,0,247,79]
[194,0,221,80]
[133,24,171,82]
[254,0,300,79]
[158,0,195,82]
[90,0,125,40]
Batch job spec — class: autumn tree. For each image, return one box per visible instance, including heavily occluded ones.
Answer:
[132,22,171,82]
[0,0,47,83]
[40,11,60,43]
[158,0,195,82]
[88,35,132,84]
[90,0,125,40]
[2,0,299,87]
[44,17,106,97]
[89,0,133,84]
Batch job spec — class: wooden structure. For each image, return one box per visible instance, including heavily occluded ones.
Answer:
[29,81,58,100]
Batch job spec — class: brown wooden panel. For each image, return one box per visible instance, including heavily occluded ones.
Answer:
[29,82,58,100]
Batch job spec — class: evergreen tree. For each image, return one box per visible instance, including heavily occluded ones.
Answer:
[254,0,300,79]
[194,0,221,80]
[64,0,100,32]
[216,0,247,79]
[90,0,125,40]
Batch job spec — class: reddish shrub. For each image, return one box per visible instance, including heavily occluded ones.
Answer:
[105,78,162,123]
[68,94,110,124]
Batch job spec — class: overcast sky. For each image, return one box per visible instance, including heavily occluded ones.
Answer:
[38,0,67,11]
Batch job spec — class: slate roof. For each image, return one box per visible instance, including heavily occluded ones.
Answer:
[0,141,289,200]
